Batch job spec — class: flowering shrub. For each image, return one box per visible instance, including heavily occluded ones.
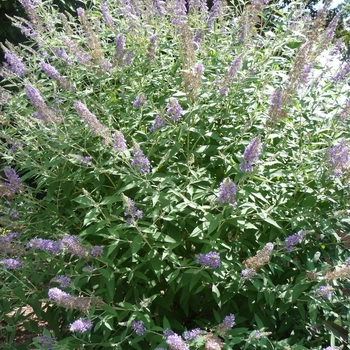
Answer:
[1,0,350,349]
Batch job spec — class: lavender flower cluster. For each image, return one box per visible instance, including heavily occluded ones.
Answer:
[165,332,189,350]
[131,320,146,335]
[3,48,27,76]
[1,258,22,270]
[217,177,237,208]
[122,194,143,224]
[217,314,235,336]
[113,131,127,152]
[166,98,183,122]
[74,101,111,145]
[285,230,307,252]
[25,84,55,122]
[240,137,262,172]
[51,275,71,288]
[196,252,220,268]
[69,318,93,333]
[219,54,243,95]
[39,61,76,92]
[3,166,24,197]
[36,335,56,350]
[131,143,151,174]
[27,235,103,258]
[27,238,62,255]
[241,268,257,280]
[327,140,350,177]
[150,115,167,132]
[316,285,333,300]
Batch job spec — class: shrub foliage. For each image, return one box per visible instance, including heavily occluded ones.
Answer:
[1,0,350,349]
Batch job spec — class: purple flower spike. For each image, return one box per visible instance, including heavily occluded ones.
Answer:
[166,333,189,350]
[1,258,22,270]
[217,314,235,336]
[36,335,56,349]
[241,268,257,279]
[131,143,151,174]
[150,115,167,132]
[268,89,284,121]
[163,329,176,337]
[206,0,223,30]
[196,252,220,268]
[48,287,72,303]
[27,238,62,255]
[183,328,202,340]
[131,320,146,335]
[51,275,71,288]
[122,194,143,224]
[113,131,127,152]
[91,246,103,257]
[114,34,126,64]
[217,178,237,207]
[166,98,183,122]
[240,137,262,172]
[316,285,333,300]
[285,230,307,252]
[101,1,114,28]
[4,49,27,76]
[327,140,350,177]
[25,84,53,121]
[133,93,147,108]
[222,314,235,329]
[69,318,93,333]
[220,54,243,94]
[3,166,24,196]
[61,235,90,258]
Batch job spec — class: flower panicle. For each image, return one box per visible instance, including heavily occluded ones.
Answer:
[217,314,235,336]
[113,131,127,152]
[220,53,243,95]
[51,275,71,289]
[39,62,76,92]
[25,84,58,122]
[122,194,143,224]
[327,140,350,177]
[27,238,62,254]
[285,230,307,252]
[3,166,24,197]
[61,234,90,258]
[1,258,22,270]
[101,1,115,28]
[217,178,236,207]
[73,101,112,145]
[48,287,102,312]
[243,243,274,270]
[131,142,151,174]
[3,46,27,76]
[131,320,146,335]
[240,137,262,172]
[196,252,220,268]
[316,285,333,300]
[69,318,93,333]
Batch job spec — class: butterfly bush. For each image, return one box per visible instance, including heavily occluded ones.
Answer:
[1,0,350,349]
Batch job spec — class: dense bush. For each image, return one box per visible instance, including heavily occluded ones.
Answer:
[1,0,350,349]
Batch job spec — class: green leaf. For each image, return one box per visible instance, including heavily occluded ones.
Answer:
[73,195,95,207]
[131,235,143,255]
[322,320,349,342]
[212,284,221,308]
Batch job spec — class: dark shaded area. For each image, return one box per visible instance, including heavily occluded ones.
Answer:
[0,0,86,62]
